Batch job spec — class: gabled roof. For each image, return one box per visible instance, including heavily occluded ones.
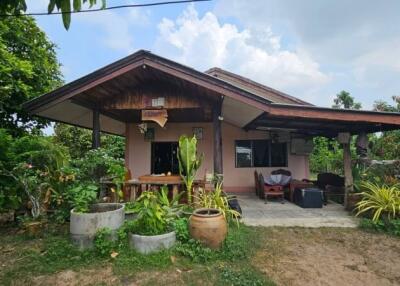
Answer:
[23,49,400,137]
[205,67,312,106]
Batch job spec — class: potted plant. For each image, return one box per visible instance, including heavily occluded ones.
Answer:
[127,186,182,254]
[190,179,240,249]
[68,183,125,249]
[124,201,136,221]
[177,135,203,205]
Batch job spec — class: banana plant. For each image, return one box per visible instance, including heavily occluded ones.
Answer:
[177,135,203,205]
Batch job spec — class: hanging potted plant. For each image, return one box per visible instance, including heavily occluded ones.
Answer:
[177,135,203,205]
[127,186,183,254]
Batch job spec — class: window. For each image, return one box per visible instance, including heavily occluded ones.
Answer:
[235,140,287,168]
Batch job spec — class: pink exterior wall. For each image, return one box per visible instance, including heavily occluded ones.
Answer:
[125,122,310,193]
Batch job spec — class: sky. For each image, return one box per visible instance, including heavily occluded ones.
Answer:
[26,0,400,110]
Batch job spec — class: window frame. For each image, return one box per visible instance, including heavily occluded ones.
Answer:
[234,139,288,168]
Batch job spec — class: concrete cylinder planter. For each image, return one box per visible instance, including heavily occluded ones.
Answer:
[129,231,176,254]
[70,203,124,249]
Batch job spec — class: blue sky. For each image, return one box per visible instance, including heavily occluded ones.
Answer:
[27,0,400,109]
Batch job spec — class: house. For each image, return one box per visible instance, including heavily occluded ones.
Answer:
[23,50,400,195]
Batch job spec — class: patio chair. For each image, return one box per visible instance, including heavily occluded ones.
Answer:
[315,173,345,204]
[259,173,285,204]
[271,169,292,177]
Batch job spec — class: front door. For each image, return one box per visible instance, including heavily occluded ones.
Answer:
[151,142,179,175]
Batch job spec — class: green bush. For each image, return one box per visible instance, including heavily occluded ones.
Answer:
[219,266,274,286]
[359,218,400,237]
[125,187,183,236]
[71,148,124,183]
[94,227,115,256]
[67,184,98,213]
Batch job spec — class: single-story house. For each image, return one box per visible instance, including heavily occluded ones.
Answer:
[23,50,400,196]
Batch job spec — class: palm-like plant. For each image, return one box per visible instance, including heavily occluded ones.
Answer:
[356,182,400,222]
[195,181,241,226]
[177,135,203,205]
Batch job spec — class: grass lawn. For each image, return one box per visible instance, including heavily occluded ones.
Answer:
[0,225,399,286]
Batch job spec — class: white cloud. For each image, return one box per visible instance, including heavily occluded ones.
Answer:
[214,0,400,105]
[155,5,329,96]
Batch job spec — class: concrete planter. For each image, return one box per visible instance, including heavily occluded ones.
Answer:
[125,212,137,221]
[129,231,176,254]
[70,203,124,249]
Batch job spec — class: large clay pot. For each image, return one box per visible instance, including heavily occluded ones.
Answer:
[189,208,227,249]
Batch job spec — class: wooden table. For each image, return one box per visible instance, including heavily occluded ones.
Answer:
[125,175,183,200]
[288,179,315,202]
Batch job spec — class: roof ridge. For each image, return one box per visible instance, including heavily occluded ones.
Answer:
[204,67,313,106]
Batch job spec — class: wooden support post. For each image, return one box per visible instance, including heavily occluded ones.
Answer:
[213,101,223,175]
[338,132,353,208]
[92,109,101,149]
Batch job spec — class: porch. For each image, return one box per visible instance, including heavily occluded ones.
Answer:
[23,50,400,209]
[235,193,358,228]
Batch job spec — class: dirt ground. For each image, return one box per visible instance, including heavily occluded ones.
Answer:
[255,228,400,286]
[1,227,399,286]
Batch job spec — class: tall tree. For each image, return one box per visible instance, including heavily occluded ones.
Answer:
[370,96,400,159]
[0,16,62,136]
[0,0,106,30]
[332,90,362,110]
[53,123,125,159]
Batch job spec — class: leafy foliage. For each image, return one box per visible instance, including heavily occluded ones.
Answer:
[195,180,241,225]
[94,227,114,256]
[0,0,106,30]
[67,184,98,213]
[177,135,203,204]
[125,187,183,236]
[0,16,61,135]
[219,266,274,286]
[332,90,362,110]
[356,182,400,222]
[71,148,124,183]
[54,123,125,160]
[359,218,400,237]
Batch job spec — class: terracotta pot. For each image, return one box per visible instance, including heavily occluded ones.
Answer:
[189,208,227,249]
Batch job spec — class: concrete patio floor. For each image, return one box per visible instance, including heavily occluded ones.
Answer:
[233,193,358,228]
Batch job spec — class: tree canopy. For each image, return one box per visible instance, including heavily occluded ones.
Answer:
[0,16,62,136]
[332,90,362,110]
[0,0,106,30]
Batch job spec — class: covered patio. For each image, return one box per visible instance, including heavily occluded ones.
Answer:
[237,193,357,228]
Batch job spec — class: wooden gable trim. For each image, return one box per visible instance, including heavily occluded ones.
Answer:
[264,104,400,125]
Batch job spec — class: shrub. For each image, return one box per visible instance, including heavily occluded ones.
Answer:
[359,218,400,237]
[219,266,274,286]
[125,187,183,236]
[71,148,124,183]
[94,227,114,256]
[356,182,400,222]
[67,184,98,213]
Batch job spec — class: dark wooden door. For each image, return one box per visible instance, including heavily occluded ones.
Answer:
[151,142,179,174]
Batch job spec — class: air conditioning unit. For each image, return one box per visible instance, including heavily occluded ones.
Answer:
[291,138,314,155]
